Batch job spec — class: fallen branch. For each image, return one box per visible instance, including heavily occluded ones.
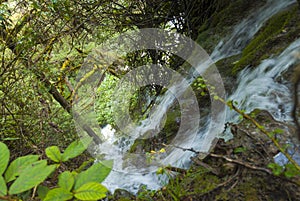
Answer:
[165,143,272,174]
[209,153,272,174]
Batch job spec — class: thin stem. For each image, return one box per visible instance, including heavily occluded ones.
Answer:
[219,98,300,172]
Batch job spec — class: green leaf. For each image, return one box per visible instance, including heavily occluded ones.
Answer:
[61,139,91,162]
[46,146,62,163]
[274,128,284,134]
[74,182,107,200]
[267,163,284,176]
[58,171,74,191]
[37,185,50,200]
[234,147,247,153]
[74,160,113,190]
[284,164,300,178]
[8,161,56,195]
[0,142,10,175]
[4,155,39,182]
[0,176,7,196]
[44,188,73,201]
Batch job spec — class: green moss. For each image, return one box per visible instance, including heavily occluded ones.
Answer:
[238,181,260,201]
[129,103,180,153]
[233,6,297,73]
[196,0,265,53]
[161,167,220,199]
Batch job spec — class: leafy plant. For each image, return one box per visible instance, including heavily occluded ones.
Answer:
[268,162,300,178]
[0,139,113,201]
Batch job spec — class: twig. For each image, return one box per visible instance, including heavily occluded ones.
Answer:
[219,98,300,172]
[209,153,272,174]
[165,166,187,174]
[199,167,241,197]
[191,157,220,175]
[164,143,272,174]
[31,185,37,200]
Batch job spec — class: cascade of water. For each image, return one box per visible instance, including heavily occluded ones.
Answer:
[226,39,300,123]
[211,0,296,62]
[100,0,297,194]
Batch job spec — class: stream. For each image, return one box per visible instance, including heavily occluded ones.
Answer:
[97,0,298,194]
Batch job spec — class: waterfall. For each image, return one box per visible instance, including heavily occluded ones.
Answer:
[99,0,297,194]
[226,39,300,123]
[211,0,296,61]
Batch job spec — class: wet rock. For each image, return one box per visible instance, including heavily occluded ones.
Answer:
[112,189,134,200]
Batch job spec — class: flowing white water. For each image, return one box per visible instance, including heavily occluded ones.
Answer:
[100,0,297,194]
[211,0,296,61]
[226,39,300,123]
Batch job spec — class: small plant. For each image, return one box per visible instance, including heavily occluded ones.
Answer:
[145,148,166,164]
[268,162,300,178]
[0,139,112,201]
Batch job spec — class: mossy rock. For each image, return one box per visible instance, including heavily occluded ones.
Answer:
[233,5,299,74]
[196,0,265,53]
[129,102,180,153]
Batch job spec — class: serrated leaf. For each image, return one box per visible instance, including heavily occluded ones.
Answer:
[0,176,7,196]
[37,185,49,200]
[46,146,62,163]
[0,142,9,175]
[58,171,74,191]
[4,155,39,182]
[74,182,107,200]
[8,161,56,195]
[74,160,113,190]
[61,139,91,162]
[44,188,73,201]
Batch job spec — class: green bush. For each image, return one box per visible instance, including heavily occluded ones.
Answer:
[0,139,112,201]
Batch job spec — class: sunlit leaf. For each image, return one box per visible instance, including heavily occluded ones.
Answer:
[74,182,107,200]
[44,188,73,201]
[58,171,74,191]
[61,139,91,162]
[46,146,62,163]
[74,160,113,190]
[0,176,7,196]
